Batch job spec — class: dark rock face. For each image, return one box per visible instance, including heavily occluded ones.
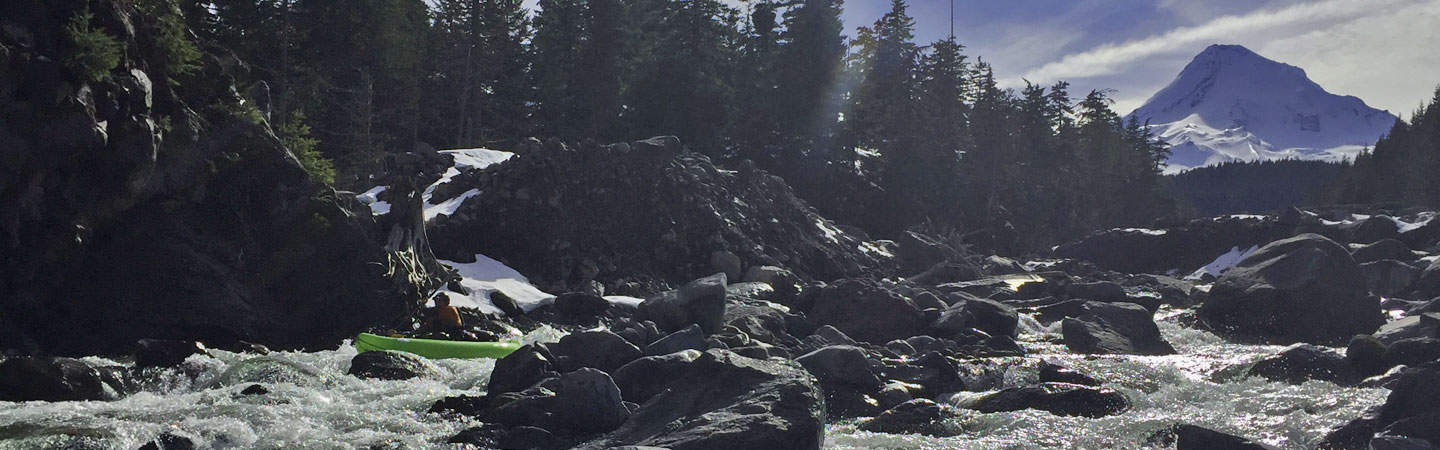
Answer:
[347,350,438,381]
[932,297,1019,339]
[486,368,632,436]
[805,278,925,344]
[1199,234,1384,344]
[487,345,559,396]
[1352,239,1415,264]
[1052,216,1292,274]
[1322,363,1440,449]
[1362,260,1422,297]
[1245,344,1357,385]
[547,330,643,373]
[637,273,728,334]
[1173,425,1275,450]
[134,339,207,369]
[581,350,825,450]
[427,136,887,293]
[0,4,425,355]
[1062,301,1176,355]
[857,399,964,437]
[0,357,128,401]
[966,383,1129,418]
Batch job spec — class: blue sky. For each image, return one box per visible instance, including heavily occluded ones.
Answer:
[519,0,1440,117]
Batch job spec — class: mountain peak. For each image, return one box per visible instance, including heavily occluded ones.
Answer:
[1131,45,1396,173]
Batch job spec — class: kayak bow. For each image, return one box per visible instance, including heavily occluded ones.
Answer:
[354,333,521,359]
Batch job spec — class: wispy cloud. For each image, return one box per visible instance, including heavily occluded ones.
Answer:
[1015,0,1419,86]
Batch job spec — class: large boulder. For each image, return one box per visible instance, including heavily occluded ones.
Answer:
[1321,363,1440,449]
[637,273,728,334]
[932,296,1019,339]
[805,278,925,343]
[1062,301,1176,355]
[0,357,129,402]
[485,368,632,436]
[857,399,965,437]
[965,383,1129,418]
[1199,234,1384,344]
[348,350,439,380]
[1245,344,1357,385]
[580,350,825,449]
[1362,260,1422,297]
[547,330,644,373]
[1173,425,1275,450]
[1373,314,1440,346]
[796,345,884,417]
[487,345,559,396]
[1352,239,1415,264]
[134,339,207,369]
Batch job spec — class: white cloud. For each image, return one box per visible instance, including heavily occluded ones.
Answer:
[1015,0,1420,85]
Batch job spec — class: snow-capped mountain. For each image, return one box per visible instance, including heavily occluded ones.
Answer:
[1129,44,1397,174]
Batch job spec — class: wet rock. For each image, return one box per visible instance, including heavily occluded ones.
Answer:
[0,357,127,402]
[1062,301,1176,355]
[348,350,439,381]
[1385,338,1440,367]
[134,339,208,369]
[1173,425,1275,450]
[1199,234,1383,344]
[965,382,1129,418]
[580,350,825,450]
[932,296,1019,339]
[1353,239,1416,264]
[1363,260,1423,297]
[486,368,631,435]
[742,266,801,303]
[1374,314,1440,346]
[491,291,526,317]
[724,300,800,347]
[1348,334,1391,378]
[638,273,728,334]
[1038,362,1100,386]
[879,352,965,399]
[857,399,965,437]
[548,330,643,373]
[488,345,559,396]
[806,278,925,343]
[796,345,883,417]
[645,324,708,356]
[1246,344,1358,385]
[449,424,563,449]
[239,384,269,396]
[1322,363,1440,448]
[137,432,197,450]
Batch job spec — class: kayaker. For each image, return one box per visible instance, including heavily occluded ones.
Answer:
[423,295,463,332]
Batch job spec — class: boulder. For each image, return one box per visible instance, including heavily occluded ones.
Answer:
[486,368,631,435]
[1038,362,1100,386]
[1052,216,1290,274]
[857,399,964,437]
[0,357,127,402]
[138,432,198,450]
[580,350,825,450]
[1349,334,1391,378]
[645,324,708,356]
[488,345,559,396]
[449,424,563,449]
[348,350,439,381]
[553,292,613,320]
[134,339,207,368]
[1363,260,1423,297]
[1353,239,1416,264]
[709,250,743,281]
[1065,281,1126,302]
[1385,338,1440,367]
[548,330,644,373]
[1374,314,1440,346]
[1245,344,1357,385]
[1416,259,1440,298]
[1322,363,1440,448]
[797,345,884,417]
[1344,216,1401,245]
[1199,234,1384,344]
[637,273,728,334]
[965,382,1129,418]
[741,266,800,303]
[1062,301,1176,355]
[878,352,966,399]
[806,278,925,343]
[611,350,704,403]
[1174,425,1275,450]
[932,296,1019,339]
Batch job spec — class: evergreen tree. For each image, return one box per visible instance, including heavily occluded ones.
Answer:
[531,0,587,140]
[777,0,846,155]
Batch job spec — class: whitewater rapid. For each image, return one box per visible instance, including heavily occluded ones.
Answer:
[0,314,1385,449]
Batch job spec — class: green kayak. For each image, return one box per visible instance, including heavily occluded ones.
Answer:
[354,333,522,359]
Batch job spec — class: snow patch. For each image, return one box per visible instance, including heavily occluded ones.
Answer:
[858,241,894,257]
[425,188,479,222]
[356,186,390,216]
[1188,245,1261,280]
[816,220,843,243]
[603,296,645,307]
[1118,228,1168,236]
[437,254,554,314]
[1394,212,1435,233]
